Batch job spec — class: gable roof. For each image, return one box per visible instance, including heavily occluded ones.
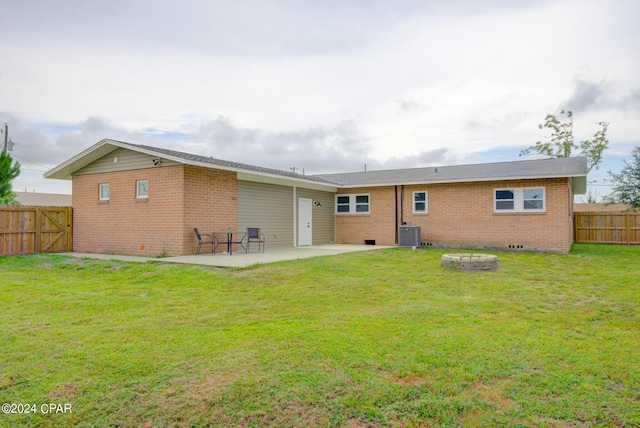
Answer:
[45,139,588,193]
[44,139,340,189]
[315,156,588,192]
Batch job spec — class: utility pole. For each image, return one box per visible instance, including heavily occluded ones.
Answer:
[2,123,7,154]
[2,124,15,154]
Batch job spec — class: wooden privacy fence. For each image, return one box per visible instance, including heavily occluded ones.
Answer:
[574,212,640,244]
[0,206,73,255]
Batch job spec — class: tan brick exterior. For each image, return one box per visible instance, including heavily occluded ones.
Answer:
[72,165,237,256]
[72,161,575,256]
[336,178,574,253]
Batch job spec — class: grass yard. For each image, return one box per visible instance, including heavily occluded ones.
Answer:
[0,244,639,427]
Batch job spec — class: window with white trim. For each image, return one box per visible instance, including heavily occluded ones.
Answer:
[136,180,149,199]
[335,194,370,214]
[99,183,110,201]
[412,191,428,214]
[494,187,545,212]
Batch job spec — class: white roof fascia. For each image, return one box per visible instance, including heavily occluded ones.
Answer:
[44,139,120,180]
[335,173,589,189]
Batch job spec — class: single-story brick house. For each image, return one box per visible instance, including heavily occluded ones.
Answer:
[45,138,588,255]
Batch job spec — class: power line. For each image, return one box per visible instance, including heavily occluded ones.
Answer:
[2,125,59,172]
[17,143,76,156]
[17,167,48,173]
[9,153,50,171]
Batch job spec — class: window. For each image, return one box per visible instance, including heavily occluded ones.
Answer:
[136,180,149,199]
[412,191,428,214]
[355,195,369,213]
[99,183,110,201]
[494,187,545,212]
[523,188,544,210]
[335,194,370,214]
[337,196,351,213]
[495,189,514,210]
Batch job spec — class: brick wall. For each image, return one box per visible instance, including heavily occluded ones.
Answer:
[72,165,238,256]
[72,164,573,255]
[336,178,573,253]
[335,187,397,246]
[182,165,237,255]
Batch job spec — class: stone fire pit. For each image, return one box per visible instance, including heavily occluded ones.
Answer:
[441,253,498,271]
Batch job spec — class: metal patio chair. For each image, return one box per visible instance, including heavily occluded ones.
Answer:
[194,228,218,255]
[246,227,266,253]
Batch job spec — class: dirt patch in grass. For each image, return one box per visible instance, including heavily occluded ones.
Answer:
[470,377,518,409]
[48,382,78,400]
[169,373,236,403]
[392,373,425,386]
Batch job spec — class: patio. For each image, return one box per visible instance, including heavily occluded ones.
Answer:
[65,244,391,267]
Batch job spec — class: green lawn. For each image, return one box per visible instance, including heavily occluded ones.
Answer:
[1,244,639,427]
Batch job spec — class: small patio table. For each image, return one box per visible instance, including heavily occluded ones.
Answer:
[213,231,247,255]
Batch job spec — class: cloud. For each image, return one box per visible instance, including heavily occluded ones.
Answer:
[381,148,474,170]
[0,113,65,169]
[188,116,375,173]
[7,112,475,182]
[562,77,607,112]
[396,99,420,113]
[0,113,158,171]
[620,88,640,111]
[562,73,640,115]
[2,0,639,196]
[1,1,430,60]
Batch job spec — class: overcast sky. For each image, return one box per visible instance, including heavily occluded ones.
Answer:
[1,0,638,197]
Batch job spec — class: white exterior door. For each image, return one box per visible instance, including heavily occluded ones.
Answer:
[298,198,312,246]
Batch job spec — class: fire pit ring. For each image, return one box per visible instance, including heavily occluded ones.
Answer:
[441,253,498,271]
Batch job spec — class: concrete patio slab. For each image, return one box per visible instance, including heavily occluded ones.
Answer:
[64,244,391,267]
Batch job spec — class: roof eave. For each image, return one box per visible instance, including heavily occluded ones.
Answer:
[125,145,339,189]
[44,138,121,180]
[44,138,339,190]
[236,171,338,191]
[335,173,588,188]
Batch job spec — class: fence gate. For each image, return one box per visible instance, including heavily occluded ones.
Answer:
[0,206,73,255]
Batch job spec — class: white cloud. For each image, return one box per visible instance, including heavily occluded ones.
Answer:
[1,0,638,195]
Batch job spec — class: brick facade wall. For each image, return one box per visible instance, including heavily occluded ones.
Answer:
[335,187,397,246]
[72,162,574,255]
[336,178,573,253]
[72,165,238,257]
[183,165,237,255]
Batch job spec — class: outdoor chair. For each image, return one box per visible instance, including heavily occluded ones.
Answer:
[194,228,218,255]
[246,227,266,253]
